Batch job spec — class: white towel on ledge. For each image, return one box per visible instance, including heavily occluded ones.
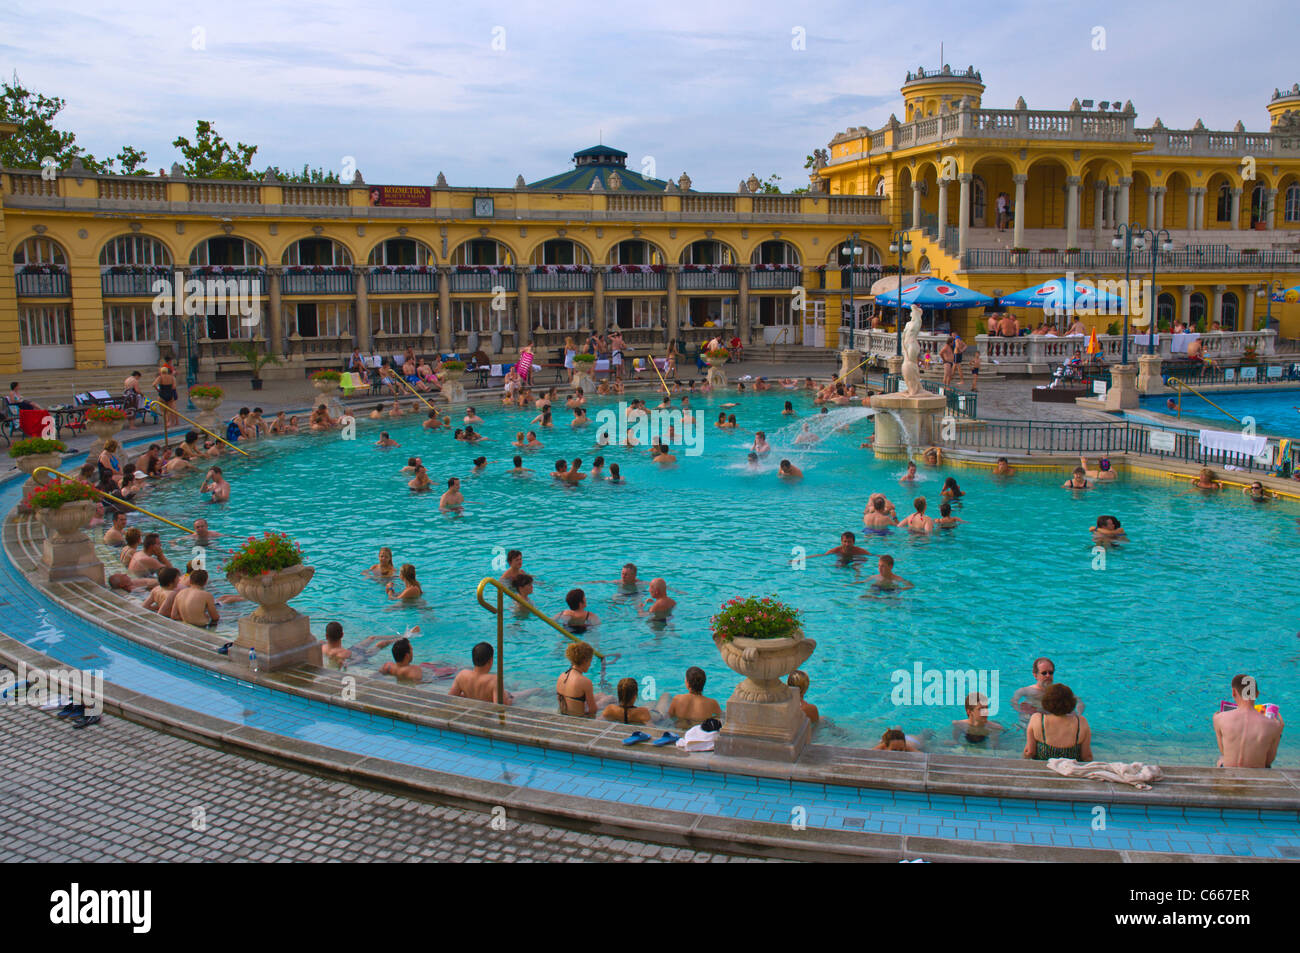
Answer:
[676,725,718,752]
[1198,429,1268,458]
[1047,759,1164,790]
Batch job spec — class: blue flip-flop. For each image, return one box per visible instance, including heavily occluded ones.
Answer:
[622,731,652,746]
[216,642,233,655]
[652,732,680,747]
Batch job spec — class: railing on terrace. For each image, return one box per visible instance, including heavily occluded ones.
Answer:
[280,185,348,207]
[15,270,70,297]
[681,195,735,215]
[1162,361,1300,386]
[528,271,593,293]
[753,195,801,215]
[975,330,1276,366]
[102,271,167,296]
[188,182,262,204]
[963,247,1300,272]
[606,194,663,213]
[98,178,167,201]
[603,271,666,291]
[7,172,58,197]
[449,271,517,293]
[279,271,355,295]
[366,270,437,294]
[749,268,801,289]
[953,418,1299,474]
[883,374,978,418]
[677,270,738,291]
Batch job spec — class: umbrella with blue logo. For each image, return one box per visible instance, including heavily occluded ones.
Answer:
[997,277,1126,316]
[1269,285,1300,303]
[872,276,994,311]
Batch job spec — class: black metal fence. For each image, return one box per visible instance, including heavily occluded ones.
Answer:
[1162,362,1300,387]
[883,374,980,419]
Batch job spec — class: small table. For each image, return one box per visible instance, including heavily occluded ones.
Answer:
[46,405,87,439]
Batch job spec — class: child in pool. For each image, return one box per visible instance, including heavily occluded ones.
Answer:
[951,692,1006,747]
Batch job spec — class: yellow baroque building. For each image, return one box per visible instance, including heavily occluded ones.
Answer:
[2,68,1298,379]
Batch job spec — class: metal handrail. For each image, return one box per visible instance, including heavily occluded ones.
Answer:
[474,576,605,709]
[1167,379,1242,425]
[143,399,248,456]
[380,368,437,411]
[31,466,191,533]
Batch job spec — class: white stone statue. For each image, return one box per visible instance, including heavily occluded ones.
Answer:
[901,305,924,396]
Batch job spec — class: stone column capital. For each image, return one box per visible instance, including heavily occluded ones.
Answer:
[1118,176,1133,186]
[958,172,972,183]
[1094,179,1106,191]
[1230,187,1243,196]
[1214,284,1226,292]
[912,181,925,191]
[1182,284,1195,293]
[1066,175,1081,186]
[1012,173,1028,184]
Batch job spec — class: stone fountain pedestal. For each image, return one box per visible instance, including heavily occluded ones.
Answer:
[227,565,322,672]
[1136,354,1169,395]
[869,391,948,455]
[838,349,865,386]
[713,631,816,762]
[572,369,597,396]
[36,501,105,586]
[704,361,728,391]
[441,371,468,404]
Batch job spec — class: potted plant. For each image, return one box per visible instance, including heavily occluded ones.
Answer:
[1040,247,1059,254]
[573,353,596,366]
[10,436,66,504]
[703,347,730,366]
[1106,321,1121,336]
[310,369,343,400]
[1240,248,1259,256]
[441,359,466,381]
[1241,344,1259,366]
[1010,246,1029,254]
[223,531,314,624]
[84,405,126,449]
[711,596,815,703]
[230,340,281,391]
[28,478,99,539]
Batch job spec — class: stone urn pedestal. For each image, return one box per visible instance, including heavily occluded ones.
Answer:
[713,630,817,762]
[1136,354,1168,395]
[312,378,344,418]
[838,349,866,386]
[440,369,467,404]
[704,357,728,391]
[14,452,63,511]
[869,391,948,455]
[226,564,322,672]
[36,500,105,586]
[1077,363,1139,411]
[190,395,224,433]
[572,365,597,396]
[85,419,123,458]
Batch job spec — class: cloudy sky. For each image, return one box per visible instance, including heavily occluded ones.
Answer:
[2,0,1295,190]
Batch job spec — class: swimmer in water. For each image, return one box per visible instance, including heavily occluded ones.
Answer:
[900,461,918,484]
[993,456,1015,476]
[777,459,802,481]
[365,546,397,578]
[385,563,423,601]
[714,412,729,429]
[375,431,399,448]
[499,549,524,585]
[471,456,491,473]
[525,431,543,449]
[369,403,384,420]
[423,410,444,430]
[951,692,1006,747]
[464,406,483,425]
[590,562,643,594]
[555,588,600,632]
[1243,481,1273,502]
[1011,657,1085,719]
[1192,467,1222,490]
[898,496,934,534]
[439,476,465,511]
[607,461,625,484]
[652,444,677,466]
[752,431,771,454]
[1080,455,1116,482]
[940,477,964,501]
[377,637,453,684]
[1090,514,1126,543]
[863,495,898,529]
[509,455,533,475]
[511,431,526,447]
[639,577,676,620]
[320,621,402,669]
[922,446,941,467]
[935,501,966,529]
[864,554,913,592]
[571,407,589,429]
[408,464,432,492]
[589,456,605,480]
[810,531,871,563]
[401,456,422,475]
[746,451,760,469]
[782,400,795,415]
[562,458,587,484]
[792,421,819,445]
[200,467,230,503]
[1063,466,1091,490]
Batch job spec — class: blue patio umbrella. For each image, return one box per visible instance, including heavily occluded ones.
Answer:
[872,276,994,311]
[997,277,1125,317]
[1269,285,1300,303]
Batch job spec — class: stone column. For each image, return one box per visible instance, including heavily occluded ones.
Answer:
[666,265,680,345]
[1093,180,1105,239]
[267,266,283,357]
[1196,188,1207,230]
[354,267,370,352]
[1065,176,1080,247]
[1180,285,1193,326]
[1265,189,1278,230]
[1212,284,1225,327]
[1186,188,1197,232]
[937,178,949,243]
[1230,188,1242,230]
[1012,173,1027,247]
[1154,187,1166,229]
[1117,176,1131,227]
[437,266,452,353]
[1243,283,1257,331]
[957,173,971,256]
[737,265,751,347]
[1146,187,1157,229]
[515,267,530,350]
[911,181,922,228]
[592,265,606,337]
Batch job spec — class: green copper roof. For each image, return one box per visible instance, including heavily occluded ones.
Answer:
[527,144,676,192]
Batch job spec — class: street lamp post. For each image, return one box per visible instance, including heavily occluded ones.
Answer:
[841,233,862,347]
[1112,225,1173,364]
[1257,278,1285,330]
[1144,228,1172,354]
[887,230,912,357]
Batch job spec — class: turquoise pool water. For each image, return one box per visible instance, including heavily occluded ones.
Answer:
[129,390,1298,764]
[1140,388,1300,438]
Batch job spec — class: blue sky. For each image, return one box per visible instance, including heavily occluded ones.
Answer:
[2,0,1295,190]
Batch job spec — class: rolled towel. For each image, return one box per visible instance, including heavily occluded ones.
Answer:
[675,724,718,752]
[1046,759,1164,791]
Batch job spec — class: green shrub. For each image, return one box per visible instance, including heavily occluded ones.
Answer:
[8,437,66,458]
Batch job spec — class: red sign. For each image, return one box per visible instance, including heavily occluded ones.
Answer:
[369,186,431,207]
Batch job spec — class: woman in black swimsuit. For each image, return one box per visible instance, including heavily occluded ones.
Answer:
[555,641,599,717]
[601,678,652,725]
[152,365,179,427]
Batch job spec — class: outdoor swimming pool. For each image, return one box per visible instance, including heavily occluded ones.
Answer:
[124,389,1296,764]
[1140,388,1300,438]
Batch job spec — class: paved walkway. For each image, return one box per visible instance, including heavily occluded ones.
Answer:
[0,692,775,863]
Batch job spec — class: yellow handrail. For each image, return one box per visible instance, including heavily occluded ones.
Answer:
[32,466,191,533]
[647,352,673,393]
[475,576,605,708]
[382,369,437,412]
[1167,379,1241,425]
[143,399,249,456]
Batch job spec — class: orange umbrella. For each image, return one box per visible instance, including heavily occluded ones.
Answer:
[1085,328,1100,355]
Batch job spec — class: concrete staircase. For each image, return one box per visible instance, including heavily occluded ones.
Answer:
[10,368,134,405]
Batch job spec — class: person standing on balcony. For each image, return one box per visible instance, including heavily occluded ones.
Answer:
[998,313,1020,337]
[995,191,1009,231]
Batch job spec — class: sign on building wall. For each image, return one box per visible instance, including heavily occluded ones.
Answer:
[368,186,432,207]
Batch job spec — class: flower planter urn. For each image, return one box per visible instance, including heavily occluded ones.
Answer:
[36,500,105,585]
[15,452,63,510]
[190,395,223,432]
[572,364,597,396]
[712,628,817,761]
[86,419,122,456]
[704,358,729,390]
[312,377,341,412]
[225,564,322,672]
[440,368,467,404]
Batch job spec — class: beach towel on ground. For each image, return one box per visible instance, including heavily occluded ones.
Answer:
[1046,759,1164,790]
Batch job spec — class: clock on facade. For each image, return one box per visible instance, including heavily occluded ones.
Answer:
[473,197,495,217]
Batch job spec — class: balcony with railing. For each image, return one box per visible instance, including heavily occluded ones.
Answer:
[101,269,171,296]
[749,267,802,289]
[678,269,738,291]
[963,246,1300,272]
[366,268,437,294]
[449,270,516,293]
[604,270,667,291]
[528,270,593,293]
[15,269,70,297]
[280,270,355,295]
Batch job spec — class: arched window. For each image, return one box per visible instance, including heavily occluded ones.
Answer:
[1249,185,1267,226]
[531,239,592,266]
[607,240,665,265]
[282,238,351,267]
[1215,184,1233,222]
[13,237,67,265]
[1220,292,1238,330]
[1189,292,1207,327]
[189,236,265,266]
[1157,292,1176,327]
[367,238,433,266]
[1285,184,1300,223]
[100,234,172,266]
[680,240,734,266]
[834,241,882,266]
[751,241,800,266]
[451,239,514,266]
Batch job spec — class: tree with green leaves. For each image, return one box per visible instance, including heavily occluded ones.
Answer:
[172,120,259,180]
[264,164,340,183]
[0,74,149,173]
